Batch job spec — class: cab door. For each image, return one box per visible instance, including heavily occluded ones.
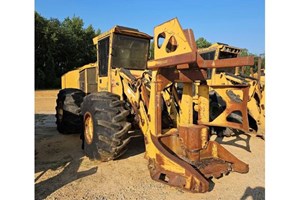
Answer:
[98,37,110,91]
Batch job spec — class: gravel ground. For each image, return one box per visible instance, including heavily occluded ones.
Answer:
[35,90,265,200]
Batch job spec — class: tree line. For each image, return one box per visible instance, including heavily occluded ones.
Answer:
[35,11,100,89]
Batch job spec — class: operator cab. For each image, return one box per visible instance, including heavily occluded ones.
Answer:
[91,26,152,92]
[93,26,152,72]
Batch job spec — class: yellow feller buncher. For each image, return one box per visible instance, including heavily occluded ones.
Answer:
[198,43,265,138]
[55,18,255,192]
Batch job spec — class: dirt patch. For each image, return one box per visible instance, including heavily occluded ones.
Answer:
[35,90,59,114]
[35,90,265,200]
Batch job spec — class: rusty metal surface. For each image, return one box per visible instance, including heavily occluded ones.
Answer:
[178,125,203,162]
[148,52,196,69]
[148,48,254,71]
[198,85,250,132]
[199,141,249,174]
[177,63,190,69]
[158,67,207,82]
[177,125,210,165]
[197,158,231,178]
[197,54,255,69]
[179,127,249,178]
[150,134,210,193]
[152,128,249,187]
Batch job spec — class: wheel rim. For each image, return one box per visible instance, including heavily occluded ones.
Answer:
[84,112,93,145]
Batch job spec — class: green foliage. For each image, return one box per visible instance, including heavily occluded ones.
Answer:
[196,37,211,48]
[240,48,250,57]
[261,56,265,70]
[239,49,265,76]
[35,12,101,89]
[239,48,251,76]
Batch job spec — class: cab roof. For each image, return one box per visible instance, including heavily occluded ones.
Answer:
[93,25,153,45]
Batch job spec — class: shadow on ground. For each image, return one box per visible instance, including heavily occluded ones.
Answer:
[214,133,252,152]
[35,114,147,199]
[119,135,146,160]
[35,159,97,200]
[240,186,265,200]
[35,114,97,200]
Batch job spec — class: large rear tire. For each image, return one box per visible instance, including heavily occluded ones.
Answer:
[55,88,85,134]
[81,92,131,161]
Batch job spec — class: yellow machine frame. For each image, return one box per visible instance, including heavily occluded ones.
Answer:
[61,18,256,192]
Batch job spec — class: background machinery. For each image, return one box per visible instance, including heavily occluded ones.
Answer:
[198,43,265,138]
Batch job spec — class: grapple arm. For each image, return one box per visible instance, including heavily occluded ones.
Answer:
[125,18,251,192]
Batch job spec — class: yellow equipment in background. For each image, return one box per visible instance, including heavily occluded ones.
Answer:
[61,63,97,93]
[56,18,256,192]
[198,43,265,138]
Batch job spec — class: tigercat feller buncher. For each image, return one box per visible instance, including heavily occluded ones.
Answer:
[198,43,265,138]
[55,18,255,192]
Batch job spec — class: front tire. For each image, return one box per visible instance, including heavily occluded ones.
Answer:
[81,92,131,161]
